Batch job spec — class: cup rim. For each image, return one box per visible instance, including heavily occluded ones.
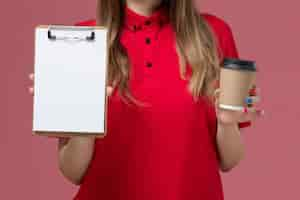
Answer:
[222,58,256,72]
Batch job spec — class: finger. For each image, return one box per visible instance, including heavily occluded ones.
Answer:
[29,73,34,81]
[213,79,220,88]
[28,86,34,95]
[214,90,220,108]
[244,107,264,114]
[249,87,260,96]
[242,107,264,120]
[255,109,265,116]
[214,88,221,98]
[245,96,261,105]
[254,87,261,94]
[243,111,261,122]
[215,97,219,109]
[239,113,253,122]
[106,86,114,97]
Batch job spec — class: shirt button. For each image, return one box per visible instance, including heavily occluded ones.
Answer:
[145,37,151,44]
[146,62,153,68]
[145,20,151,26]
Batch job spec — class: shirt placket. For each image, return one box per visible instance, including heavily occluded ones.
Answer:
[141,21,161,79]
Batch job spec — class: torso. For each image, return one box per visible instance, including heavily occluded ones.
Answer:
[73,6,239,200]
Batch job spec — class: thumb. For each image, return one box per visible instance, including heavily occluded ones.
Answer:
[213,88,221,108]
[107,86,114,97]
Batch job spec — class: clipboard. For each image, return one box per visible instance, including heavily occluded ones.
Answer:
[33,25,108,138]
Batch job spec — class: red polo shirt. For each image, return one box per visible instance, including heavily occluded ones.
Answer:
[73,5,251,200]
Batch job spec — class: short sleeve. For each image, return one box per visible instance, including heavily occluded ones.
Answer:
[202,14,252,130]
[74,19,97,26]
[219,20,239,60]
[201,13,239,61]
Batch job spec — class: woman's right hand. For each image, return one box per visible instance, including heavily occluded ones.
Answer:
[27,72,115,96]
[28,72,114,185]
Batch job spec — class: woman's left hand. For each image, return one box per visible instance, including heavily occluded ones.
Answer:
[214,86,264,126]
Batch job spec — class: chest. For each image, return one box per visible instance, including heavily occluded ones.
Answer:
[121,24,184,81]
[118,24,197,108]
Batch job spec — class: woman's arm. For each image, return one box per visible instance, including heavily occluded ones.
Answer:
[28,71,115,185]
[58,137,96,185]
[216,122,245,172]
[57,86,115,185]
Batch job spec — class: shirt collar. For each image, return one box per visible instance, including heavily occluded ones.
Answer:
[123,4,169,32]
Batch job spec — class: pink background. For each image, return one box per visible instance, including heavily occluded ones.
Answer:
[1,0,299,199]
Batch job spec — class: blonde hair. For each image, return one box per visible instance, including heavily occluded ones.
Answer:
[97,0,220,106]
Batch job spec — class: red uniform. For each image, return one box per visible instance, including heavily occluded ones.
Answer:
[73,5,251,200]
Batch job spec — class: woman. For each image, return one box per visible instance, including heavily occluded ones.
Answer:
[29,0,263,199]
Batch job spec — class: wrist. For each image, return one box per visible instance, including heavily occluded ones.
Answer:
[217,118,237,128]
[217,120,239,133]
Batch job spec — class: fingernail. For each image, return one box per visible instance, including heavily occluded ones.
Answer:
[249,90,256,96]
[29,73,34,80]
[246,96,260,104]
[245,97,253,104]
[28,86,33,93]
[243,107,248,113]
[249,87,260,96]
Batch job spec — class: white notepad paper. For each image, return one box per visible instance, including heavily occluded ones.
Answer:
[33,25,108,137]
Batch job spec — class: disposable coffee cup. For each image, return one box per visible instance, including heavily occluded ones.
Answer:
[218,58,257,111]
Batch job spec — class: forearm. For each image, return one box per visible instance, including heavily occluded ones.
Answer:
[58,136,96,185]
[216,122,245,172]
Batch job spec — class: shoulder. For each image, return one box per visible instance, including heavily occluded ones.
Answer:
[200,13,239,59]
[200,13,233,37]
[74,19,97,26]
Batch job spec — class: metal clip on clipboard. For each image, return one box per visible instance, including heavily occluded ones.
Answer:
[47,25,95,42]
